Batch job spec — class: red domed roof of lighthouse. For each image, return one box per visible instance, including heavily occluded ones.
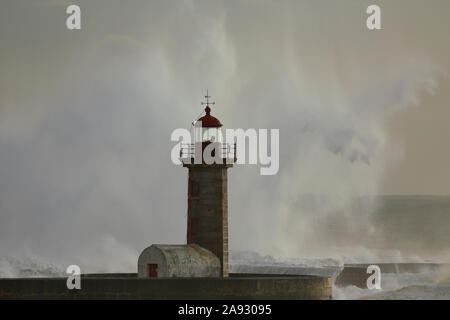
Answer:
[197,106,223,128]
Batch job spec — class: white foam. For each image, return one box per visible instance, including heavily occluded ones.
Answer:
[0,257,65,278]
[334,272,450,300]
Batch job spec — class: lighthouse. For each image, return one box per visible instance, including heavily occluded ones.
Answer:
[137,92,236,279]
[180,92,236,277]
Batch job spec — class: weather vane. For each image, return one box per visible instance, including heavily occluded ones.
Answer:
[201,89,215,107]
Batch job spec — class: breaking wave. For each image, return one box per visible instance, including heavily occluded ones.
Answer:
[0,257,65,278]
[334,271,450,300]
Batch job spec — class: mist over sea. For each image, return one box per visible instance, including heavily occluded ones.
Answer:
[284,195,450,262]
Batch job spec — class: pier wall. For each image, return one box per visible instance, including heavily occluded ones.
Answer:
[0,275,332,300]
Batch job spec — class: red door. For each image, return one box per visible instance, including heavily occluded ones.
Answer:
[148,264,158,278]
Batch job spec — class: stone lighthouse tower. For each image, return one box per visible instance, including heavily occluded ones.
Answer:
[180,92,236,278]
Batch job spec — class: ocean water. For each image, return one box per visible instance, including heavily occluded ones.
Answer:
[334,272,450,300]
[230,252,450,300]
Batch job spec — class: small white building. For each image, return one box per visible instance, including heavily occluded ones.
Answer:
[137,244,221,278]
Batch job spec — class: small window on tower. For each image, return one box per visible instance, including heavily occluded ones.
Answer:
[189,179,200,197]
[148,264,158,278]
[188,217,199,236]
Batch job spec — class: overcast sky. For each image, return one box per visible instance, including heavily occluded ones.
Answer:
[1,0,449,271]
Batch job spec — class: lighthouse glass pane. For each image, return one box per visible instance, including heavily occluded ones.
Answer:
[202,128,222,142]
[192,124,202,143]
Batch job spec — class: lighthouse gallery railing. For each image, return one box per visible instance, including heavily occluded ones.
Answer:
[180,142,237,162]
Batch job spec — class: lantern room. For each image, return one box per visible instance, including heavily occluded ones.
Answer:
[192,88,225,141]
[180,92,236,163]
